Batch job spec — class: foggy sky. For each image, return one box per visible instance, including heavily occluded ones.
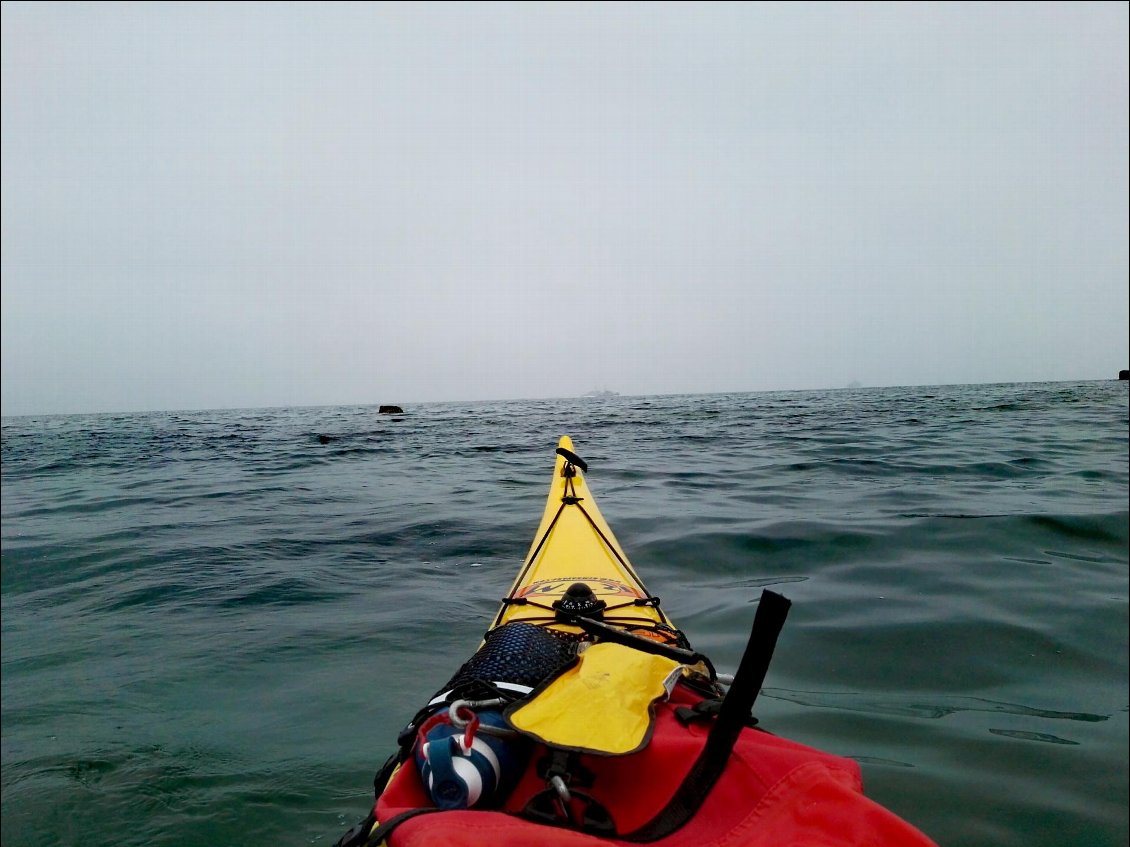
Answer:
[2,2,1127,416]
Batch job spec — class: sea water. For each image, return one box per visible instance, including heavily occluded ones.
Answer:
[2,381,1127,846]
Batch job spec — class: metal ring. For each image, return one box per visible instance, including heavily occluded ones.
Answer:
[550,774,571,805]
[448,700,473,728]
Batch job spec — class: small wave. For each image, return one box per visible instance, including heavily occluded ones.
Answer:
[988,729,1080,745]
[761,688,1108,723]
[1029,514,1127,543]
[850,756,916,768]
[217,577,341,609]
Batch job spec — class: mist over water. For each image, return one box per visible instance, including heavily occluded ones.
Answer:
[2,381,1127,846]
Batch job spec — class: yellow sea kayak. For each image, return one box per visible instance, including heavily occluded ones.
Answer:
[335,437,939,847]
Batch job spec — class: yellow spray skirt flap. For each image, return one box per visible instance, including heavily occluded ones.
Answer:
[504,642,683,756]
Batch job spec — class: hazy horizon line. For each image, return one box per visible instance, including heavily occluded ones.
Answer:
[2,376,1124,421]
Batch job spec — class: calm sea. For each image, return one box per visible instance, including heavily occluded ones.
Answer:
[2,381,1127,847]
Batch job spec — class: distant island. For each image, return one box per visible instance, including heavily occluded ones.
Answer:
[583,389,620,398]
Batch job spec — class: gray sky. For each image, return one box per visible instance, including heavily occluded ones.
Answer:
[2,2,1127,416]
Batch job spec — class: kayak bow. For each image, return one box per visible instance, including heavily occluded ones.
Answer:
[490,436,674,639]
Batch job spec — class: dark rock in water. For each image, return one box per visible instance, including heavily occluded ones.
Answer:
[1119,370,1129,381]
[317,434,334,444]
[378,405,404,414]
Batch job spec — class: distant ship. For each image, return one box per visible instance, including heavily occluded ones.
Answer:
[583,389,620,398]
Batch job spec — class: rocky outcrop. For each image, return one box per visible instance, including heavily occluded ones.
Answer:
[378,405,404,414]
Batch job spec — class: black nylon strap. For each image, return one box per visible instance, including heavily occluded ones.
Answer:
[555,447,589,473]
[620,589,792,842]
[566,614,712,672]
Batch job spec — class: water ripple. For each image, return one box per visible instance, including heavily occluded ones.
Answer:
[761,689,1109,722]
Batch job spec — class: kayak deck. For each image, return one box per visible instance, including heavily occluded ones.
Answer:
[333,436,940,847]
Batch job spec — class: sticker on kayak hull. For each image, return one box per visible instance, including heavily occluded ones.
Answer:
[514,578,642,599]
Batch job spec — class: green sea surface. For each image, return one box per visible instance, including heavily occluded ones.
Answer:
[2,381,1127,846]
